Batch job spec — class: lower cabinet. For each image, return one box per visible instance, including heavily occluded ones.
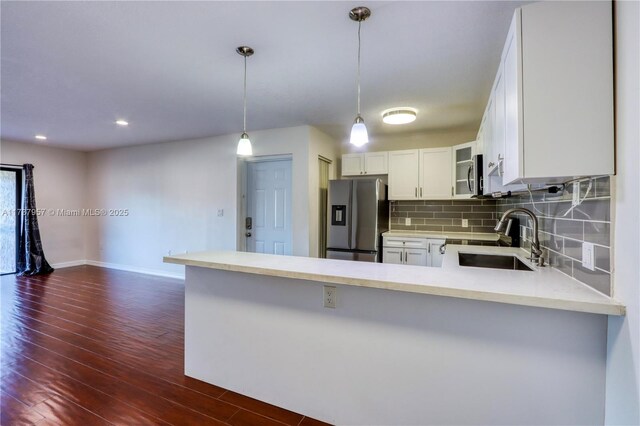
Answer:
[382,237,444,267]
[427,240,446,267]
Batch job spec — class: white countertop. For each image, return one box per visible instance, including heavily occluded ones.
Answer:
[383,230,500,241]
[164,247,625,316]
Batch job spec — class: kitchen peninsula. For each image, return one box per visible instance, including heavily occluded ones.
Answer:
[165,248,624,425]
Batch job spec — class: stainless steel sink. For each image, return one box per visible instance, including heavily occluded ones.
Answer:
[458,253,534,271]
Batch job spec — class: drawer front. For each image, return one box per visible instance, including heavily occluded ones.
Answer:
[383,237,428,249]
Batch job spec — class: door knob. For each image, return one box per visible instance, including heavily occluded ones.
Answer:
[245,232,252,237]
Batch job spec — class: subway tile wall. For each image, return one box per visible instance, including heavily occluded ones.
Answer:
[496,176,611,295]
[389,176,612,296]
[390,199,499,234]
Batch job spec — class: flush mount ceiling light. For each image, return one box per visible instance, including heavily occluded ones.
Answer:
[35,135,47,140]
[236,46,254,156]
[115,120,129,126]
[382,108,418,125]
[349,6,371,148]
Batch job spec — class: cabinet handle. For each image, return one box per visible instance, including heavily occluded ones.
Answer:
[415,187,418,198]
[360,171,363,175]
[488,161,495,168]
[420,187,423,197]
[451,187,454,196]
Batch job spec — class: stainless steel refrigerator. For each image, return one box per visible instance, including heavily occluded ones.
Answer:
[326,178,389,262]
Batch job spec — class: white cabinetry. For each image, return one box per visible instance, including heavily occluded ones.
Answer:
[479,1,614,185]
[382,237,443,267]
[452,142,476,198]
[342,152,388,176]
[388,150,420,200]
[389,149,452,200]
[427,239,446,267]
[419,148,453,199]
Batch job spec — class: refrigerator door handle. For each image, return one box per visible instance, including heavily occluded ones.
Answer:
[350,180,358,249]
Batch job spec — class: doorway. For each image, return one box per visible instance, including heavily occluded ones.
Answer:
[245,158,292,255]
[1,167,22,275]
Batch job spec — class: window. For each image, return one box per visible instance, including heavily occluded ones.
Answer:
[1,168,22,274]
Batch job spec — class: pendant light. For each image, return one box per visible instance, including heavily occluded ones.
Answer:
[349,6,371,147]
[236,46,254,156]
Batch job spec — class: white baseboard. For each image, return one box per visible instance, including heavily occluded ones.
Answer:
[51,260,88,269]
[84,260,185,280]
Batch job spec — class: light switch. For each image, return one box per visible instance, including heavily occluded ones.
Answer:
[405,217,411,226]
[462,219,469,228]
[582,242,595,271]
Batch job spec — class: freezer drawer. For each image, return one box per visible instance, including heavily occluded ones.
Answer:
[326,250,378,262]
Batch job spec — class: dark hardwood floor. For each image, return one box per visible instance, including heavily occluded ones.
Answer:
[0,265,329,425]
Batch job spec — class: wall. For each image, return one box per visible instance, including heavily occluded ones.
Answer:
[497,177,612,295]
[0,139,87,267]
[341,128,477,154]
[390,199,498,234]
[86,126,339,276]
[308,127,340,257]
[186,266,608,425]
[85,134,238,278]
[606,0,640,422]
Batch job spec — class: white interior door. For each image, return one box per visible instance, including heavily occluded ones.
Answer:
[246,159,292,255]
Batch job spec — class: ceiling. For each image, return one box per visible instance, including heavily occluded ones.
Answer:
[1,1,529,151]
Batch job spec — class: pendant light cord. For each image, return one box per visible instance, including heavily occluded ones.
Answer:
[243,55,247,133]
[357,20,362,116]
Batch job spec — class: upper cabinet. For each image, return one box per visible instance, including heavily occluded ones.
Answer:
[388,148,453,200]
[419,148,453,199]
[452,141,476,198]
[342,152,388,176]
[479,1,614,185]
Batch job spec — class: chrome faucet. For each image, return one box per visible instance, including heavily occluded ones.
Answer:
[495,207,545,266]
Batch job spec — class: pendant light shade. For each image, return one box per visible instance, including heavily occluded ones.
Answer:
[237,132,252,156]
[349,7,371,147]
[350,116,368,147]
[236,46,254,156]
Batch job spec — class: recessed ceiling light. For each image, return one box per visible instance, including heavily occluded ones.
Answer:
[381,107,418,125]
[35,135,47,140]
[115,120,129,126]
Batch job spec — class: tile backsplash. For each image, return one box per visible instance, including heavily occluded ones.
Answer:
[389,176,612,295]
[496,176,611,296]
[390,199,499,234]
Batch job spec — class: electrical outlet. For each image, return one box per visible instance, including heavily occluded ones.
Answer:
[582,242,595,271]
[324,285,336,309]
[572,182,581,207]
[405,217,411,226]
[462,219,469,228]
[217,209,224,217]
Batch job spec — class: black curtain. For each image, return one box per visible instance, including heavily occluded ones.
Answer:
[16,164,53,276]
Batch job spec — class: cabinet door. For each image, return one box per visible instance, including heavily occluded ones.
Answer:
[502,11,524,185]
[494,64,506,180]
[388,150,420,200]
[405,249,428,266]
[427,241,445,267]
[364,152,388,175]
[342,154,364,176]
[453,141,476,198]
[382,247,403,265]
[419,148,453,199]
